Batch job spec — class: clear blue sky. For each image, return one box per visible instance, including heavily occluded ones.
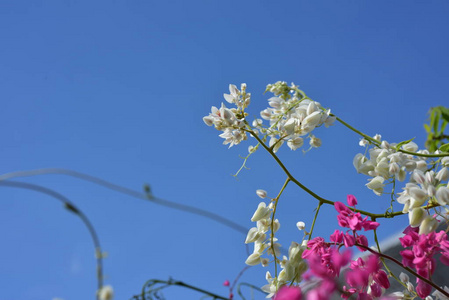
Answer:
[1,1,448,299]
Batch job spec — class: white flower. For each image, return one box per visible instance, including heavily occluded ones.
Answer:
[366,176,385,196]
[436,187,449,206]
[419,216,438,234]
[436,167,449,182]
[402,141,418,152]
[251,202,271,222]
[98,285,114,300]
[245,227,260,244]
[245,253,261,266]
[309,135,321,148]
[408,207,426,227]
[287,137,304,150]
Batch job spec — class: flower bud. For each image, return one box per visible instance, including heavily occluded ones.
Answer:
[296,221,306,231]
[251,202,271,222]
[245,227,260,244]
[389,162,399,175]
[436,187,449,206]
[412,170,426,184]
[402,141,418,152]
[98,285,114,300]
[436,167,449,182]
[366,176,385,196]
[419,216,438,234]
[256,189,267,199]
[408,207,426,227]
[245,253,261,266]
[399,272,409,283]
[272,219,280,233]
[396,168,406,182]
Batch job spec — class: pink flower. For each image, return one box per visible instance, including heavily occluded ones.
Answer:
[223,280,230,287]
[347,195,358,206]
[274,286,302,300]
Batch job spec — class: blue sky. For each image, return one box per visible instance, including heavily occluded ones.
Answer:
[0,1,448,299]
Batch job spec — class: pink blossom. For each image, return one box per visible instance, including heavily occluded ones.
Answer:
[347,195,358,206]
[274,286,302,300]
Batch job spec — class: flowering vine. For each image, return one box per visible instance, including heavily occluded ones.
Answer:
[204,82,449,299]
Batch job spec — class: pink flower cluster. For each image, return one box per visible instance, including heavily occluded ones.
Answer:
[344,255,390,299]
[399,226,449,298]
[331,196,379,252]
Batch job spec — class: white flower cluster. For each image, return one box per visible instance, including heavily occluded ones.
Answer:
[245,190,308,298]
[203,82,336,152]
[203,84,249,148]
[256,81,335,152]
[354,135,449,231]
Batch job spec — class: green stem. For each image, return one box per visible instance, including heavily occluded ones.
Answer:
[334,116,381,146]
[308,201,323,241]
[335,115,449,157]
[271,178,290,278]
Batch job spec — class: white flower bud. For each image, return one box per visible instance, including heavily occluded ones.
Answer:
[98,285,114,300]
[399,272,409,283]
[427,185,436,197]
[396,168,406,182]
[366,176,385,196]
[272,219,280,233]
[307,102,318,115]
[296,221,306,231]
[409,188,428,206]
[409,207,426,227]
[402,142,418,152]
[436,167,449,182]
[251,202,271,222]
[303,111,322,128]
[359,139,369,147]
[419,216,438,234]
[426,171,435,185]
[405,161,417,172]
[407,282,415,293]
[389,162,400,175]
[374,134,382,141]
[416,160,428,171]
[252,119,263,128]
[245,253,261,266]
[436,187,449,206]
[287,137,304,150]
[256,189,267,199]
[442,157,449,167]
[413,170,426,185]
[245,227,260,244]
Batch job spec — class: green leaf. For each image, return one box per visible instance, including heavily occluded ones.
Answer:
[440,106,449,123]
[395,137,416,151]
[424,123,431,133]
[440,143,449,153]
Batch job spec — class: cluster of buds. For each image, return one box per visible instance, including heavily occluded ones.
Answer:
[203,82,336,153]
[203,84,249,148]
[244,190,308,298]
[354,135,449,230]
[256,81,335,152]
